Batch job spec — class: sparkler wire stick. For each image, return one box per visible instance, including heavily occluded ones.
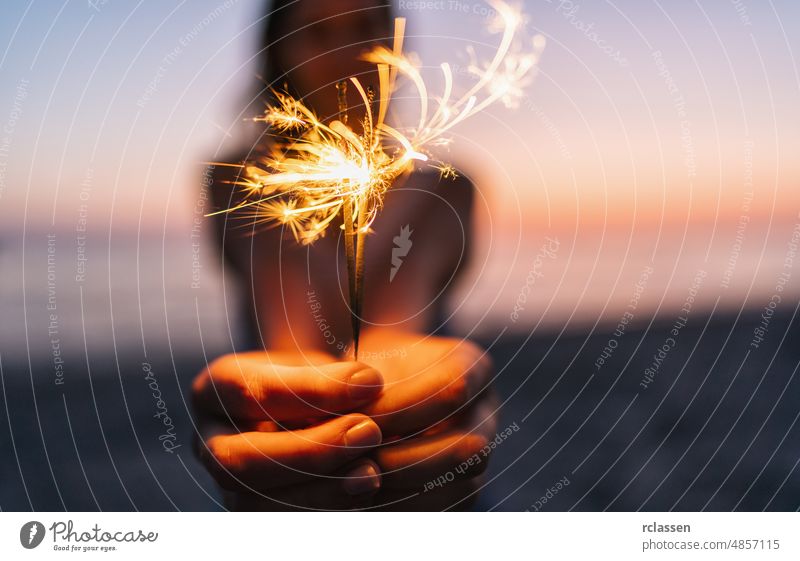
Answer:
[353,203,366,358]
[341,200,360,358]
[336,79,366,358]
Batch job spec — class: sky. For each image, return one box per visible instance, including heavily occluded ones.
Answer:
[0,0,797,236]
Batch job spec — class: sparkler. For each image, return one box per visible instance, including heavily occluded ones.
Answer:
[209,0,545,358]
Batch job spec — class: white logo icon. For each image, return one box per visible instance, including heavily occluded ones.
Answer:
[390,225,413,282]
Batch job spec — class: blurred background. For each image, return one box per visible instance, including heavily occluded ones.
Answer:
[0,0,798,511]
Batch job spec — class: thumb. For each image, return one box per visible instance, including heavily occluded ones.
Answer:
[194,353,384,422]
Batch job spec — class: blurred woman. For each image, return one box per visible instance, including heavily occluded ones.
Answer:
[192,0,498,511]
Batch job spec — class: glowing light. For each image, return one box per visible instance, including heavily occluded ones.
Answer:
[213,0,544,245]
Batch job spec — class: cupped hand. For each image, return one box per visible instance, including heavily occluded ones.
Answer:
[191,350,385,509]
[192,330,499,510]
[357,329,499,510]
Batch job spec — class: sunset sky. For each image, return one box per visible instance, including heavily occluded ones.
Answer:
[0,0,797,235]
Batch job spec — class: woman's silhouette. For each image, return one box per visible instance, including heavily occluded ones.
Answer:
[192,0,498,511]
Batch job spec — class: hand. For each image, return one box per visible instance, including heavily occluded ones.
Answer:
[191,350,386,510]
[357,329,499,510]
[193,331,498,511]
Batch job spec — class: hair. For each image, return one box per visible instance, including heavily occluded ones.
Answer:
[252,0,394,105]
[257,0,297,100]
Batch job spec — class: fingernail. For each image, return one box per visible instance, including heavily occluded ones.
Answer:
[342,462,381,496]
[347,368,383,402]
[344,419,382,453]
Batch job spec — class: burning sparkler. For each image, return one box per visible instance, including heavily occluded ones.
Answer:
[209,0,545,358]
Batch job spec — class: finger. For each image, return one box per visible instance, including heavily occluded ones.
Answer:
[198,413,382,490]
[363,340,493,436]
[375,394,498,489]
[225,459,382,511]
[193,353,383,422]
[376,431,488,488]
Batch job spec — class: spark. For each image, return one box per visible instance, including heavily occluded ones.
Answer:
[219,0,544,245]
[434,163,458,180]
